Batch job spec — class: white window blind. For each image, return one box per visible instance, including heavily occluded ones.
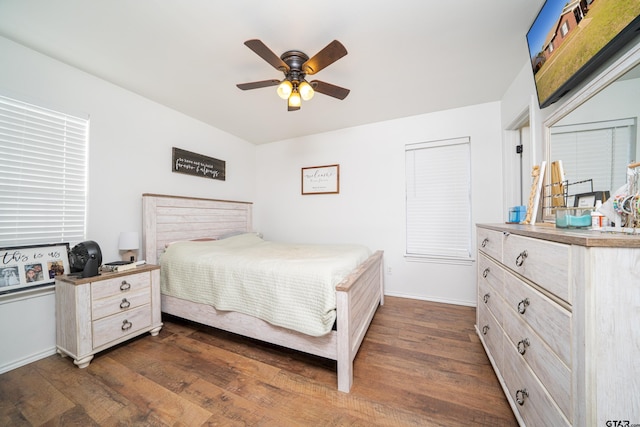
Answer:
[0,95,88,247]
[550,118,635,199]
[406,137,471,262]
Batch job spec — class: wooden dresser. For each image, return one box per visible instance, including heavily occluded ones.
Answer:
[476,224,639,426]
[55,264,163,368]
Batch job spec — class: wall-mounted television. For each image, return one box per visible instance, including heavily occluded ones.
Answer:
[527,0,640,108]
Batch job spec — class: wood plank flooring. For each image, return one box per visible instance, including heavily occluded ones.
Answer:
[0,297,517,426]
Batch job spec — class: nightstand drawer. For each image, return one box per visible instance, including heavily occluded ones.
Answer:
[92,287,150,320]
[91,271,150,300]
[92,305,151,349]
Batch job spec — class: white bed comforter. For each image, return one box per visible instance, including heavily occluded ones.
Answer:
[160,233,372,336]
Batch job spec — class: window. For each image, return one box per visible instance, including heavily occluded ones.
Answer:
[0,94,89,247]
[405,137,472,263]
[561,21,569,37]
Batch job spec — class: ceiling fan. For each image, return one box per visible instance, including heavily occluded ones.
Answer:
[236,39,350,111]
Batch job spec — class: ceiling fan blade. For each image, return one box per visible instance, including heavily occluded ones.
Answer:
[244,39,289,72]
[310,80,350,100]
[302,40,348,75]
[236,79,280,90]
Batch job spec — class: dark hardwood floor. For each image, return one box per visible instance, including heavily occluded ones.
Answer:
[0,297,517,426]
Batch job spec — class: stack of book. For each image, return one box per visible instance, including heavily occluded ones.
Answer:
[102,261,137,273]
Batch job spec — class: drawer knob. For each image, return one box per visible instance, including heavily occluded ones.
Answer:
[515,388,528,406]
[121,319,133,331]
[483,293,490,303]
[482,267,490,278]
[515,250,528,267]
[482,325,490,335]
[120,280,131,291]
[120,298,131,309]
[481,238,489,248]
[517,338,530,355]
[517,298,530,314]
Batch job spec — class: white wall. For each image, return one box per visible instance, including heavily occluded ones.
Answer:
[254,102,504,306]
[0,36,256,372]
[0,36,256,261]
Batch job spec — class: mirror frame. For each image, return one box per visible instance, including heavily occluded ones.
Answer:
[541,39,640,222]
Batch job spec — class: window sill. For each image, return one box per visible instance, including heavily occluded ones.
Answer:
[404,254,475,266]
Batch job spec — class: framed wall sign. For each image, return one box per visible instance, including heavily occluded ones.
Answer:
[0,243,70,294]
[172,147,226,181]
[301,164,340,195]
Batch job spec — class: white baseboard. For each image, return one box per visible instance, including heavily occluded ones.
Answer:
[384,291,476,308]
[0,347,57,374]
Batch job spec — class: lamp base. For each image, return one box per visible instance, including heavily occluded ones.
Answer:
[121,250,137,263]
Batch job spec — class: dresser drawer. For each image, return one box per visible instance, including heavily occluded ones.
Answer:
[477,228,503,262]
[92,305,151,349]
[503,341,570,427]
[478,252,504,295]
[503,233,570,303]
[92,287,150,320]
[503,303,572,421]
[503,270,571,366]
[477,300,504,373]
[91,271,150,301]
[478,271,506,326]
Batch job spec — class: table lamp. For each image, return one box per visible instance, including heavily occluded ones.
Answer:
[118,231,139,262]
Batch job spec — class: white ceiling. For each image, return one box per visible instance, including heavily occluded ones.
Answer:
[0,0,545,145]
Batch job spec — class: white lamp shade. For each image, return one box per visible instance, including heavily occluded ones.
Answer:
[118,231,139,250]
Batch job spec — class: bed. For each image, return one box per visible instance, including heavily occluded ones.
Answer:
[142,193,384,392]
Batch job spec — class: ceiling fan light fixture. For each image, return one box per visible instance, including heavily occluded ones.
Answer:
[288,90,301,108]
[276,80,293,99]
[299,81,314,101]
[238,39,349,111]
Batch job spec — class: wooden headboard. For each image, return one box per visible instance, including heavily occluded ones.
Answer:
[142,193,253,264]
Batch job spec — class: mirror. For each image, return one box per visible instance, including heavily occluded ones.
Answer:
[543,43,640,220]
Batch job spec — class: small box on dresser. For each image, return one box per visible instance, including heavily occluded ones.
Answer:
[55,264,163,368]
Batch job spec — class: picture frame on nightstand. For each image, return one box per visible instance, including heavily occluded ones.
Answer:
[0,243,70,295]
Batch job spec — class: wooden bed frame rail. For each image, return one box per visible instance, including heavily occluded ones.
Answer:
[142,193,384,392]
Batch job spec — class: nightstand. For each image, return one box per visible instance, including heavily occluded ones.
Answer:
[55,264,163,368]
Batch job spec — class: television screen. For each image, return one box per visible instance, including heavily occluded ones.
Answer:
[527,0,640,108]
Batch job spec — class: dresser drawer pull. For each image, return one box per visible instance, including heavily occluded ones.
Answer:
[482,267,490,278]
[121,319,133,331]
[120,280,131,291]
[515,250,528,267]
[483,293,490,303]
[517,338,530,355]
[517,298,530,314]
[481,238,489,248]
[515,388,528,406]
[119,298,131,309]
[482,325,490,335]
